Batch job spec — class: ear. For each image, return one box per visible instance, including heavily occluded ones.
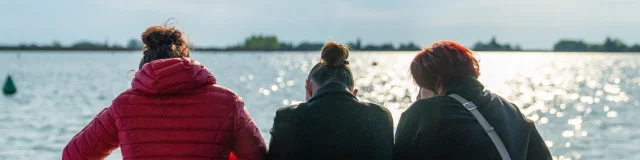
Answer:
[352,88,359,96]
[419,87,436,99]
[306,79,313,101]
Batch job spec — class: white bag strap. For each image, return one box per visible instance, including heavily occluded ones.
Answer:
[449,94,511,160]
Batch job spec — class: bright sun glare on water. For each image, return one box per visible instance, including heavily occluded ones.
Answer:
[1,51,640,160]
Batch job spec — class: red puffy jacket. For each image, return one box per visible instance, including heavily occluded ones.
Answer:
[63,57,267,160]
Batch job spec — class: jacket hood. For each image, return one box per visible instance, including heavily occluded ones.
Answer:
[132,57,216,95]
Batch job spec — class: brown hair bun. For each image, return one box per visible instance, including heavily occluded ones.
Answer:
[138,25,190,69]
[320,41,349,66]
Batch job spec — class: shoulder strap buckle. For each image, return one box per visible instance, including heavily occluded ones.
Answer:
[462,102,477,110]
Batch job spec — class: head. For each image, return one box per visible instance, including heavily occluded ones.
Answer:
[139,26,190,69]
[410,40,480,100]
[306,41,358,101]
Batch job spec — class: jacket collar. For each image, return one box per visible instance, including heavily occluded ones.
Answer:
[443,75,485,100]
[308,82,357,102]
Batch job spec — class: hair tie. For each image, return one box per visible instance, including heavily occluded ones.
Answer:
[342,60,349,65]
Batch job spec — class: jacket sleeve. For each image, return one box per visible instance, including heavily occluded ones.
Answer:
[231,98,267,160]
[526,125,553,160]
[267,106,296,160]
[63,106,119,160]
[511,103,553,160]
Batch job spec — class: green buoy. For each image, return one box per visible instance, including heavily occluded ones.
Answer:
[3,75,17,95]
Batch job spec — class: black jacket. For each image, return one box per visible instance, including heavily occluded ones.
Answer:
[393,76,552,160]
[268,82,394,160]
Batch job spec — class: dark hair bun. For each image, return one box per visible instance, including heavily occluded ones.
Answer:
[142,26,183,49]
[320,41,349,66]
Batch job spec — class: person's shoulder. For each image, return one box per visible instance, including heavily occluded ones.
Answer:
[107,89,144,117]
[483,90,536,125]
[277,104,300,114]
[399,96,460,124]
[360,102,391,115]
[208,84,240,97]
[276,103,312,116]
[273,104,306,123]
[111,89,141,106]
[405,96,450,113]
[200,84,246,106]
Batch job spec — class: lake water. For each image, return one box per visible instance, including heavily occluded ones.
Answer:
[1,51,639,160]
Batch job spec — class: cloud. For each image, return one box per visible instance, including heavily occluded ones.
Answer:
[413,0,640,27]
[1,0,639,48]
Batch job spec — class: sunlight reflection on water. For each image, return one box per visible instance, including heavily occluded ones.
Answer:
[1,51,639,160]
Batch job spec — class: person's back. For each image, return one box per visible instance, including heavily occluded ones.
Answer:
[280,82,391,159]
[63,25,267,160]
[393,41,551,160]
[394,77,551,159]
[268,42,394,160]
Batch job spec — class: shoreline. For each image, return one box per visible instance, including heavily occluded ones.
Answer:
[4,49,640,54]
[0,48,551,52]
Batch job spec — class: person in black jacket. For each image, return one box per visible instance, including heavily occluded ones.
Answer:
[393,41,552,160]
[268,41,394,160]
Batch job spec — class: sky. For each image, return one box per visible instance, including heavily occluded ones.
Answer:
[1,0,639,49]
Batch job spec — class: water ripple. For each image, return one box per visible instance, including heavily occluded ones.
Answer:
[1,52,639,159]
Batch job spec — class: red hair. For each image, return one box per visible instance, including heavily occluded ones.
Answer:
[410,40,480,92]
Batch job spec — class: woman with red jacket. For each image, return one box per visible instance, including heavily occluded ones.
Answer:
[63,26,267,160]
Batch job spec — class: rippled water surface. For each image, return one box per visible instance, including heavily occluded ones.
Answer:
[1,51,639,160]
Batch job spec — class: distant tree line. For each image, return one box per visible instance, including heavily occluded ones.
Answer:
[0,35,422,51]
[0,39,144,51]
[1,35,639,52]
[472,36,522,51]
[553,37,640,52]
[199,35,422,51]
